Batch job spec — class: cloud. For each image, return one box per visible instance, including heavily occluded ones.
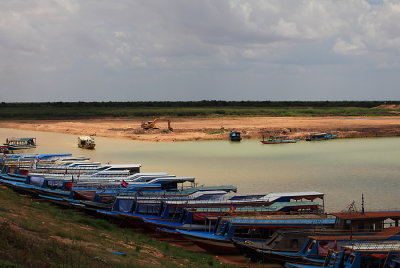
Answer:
[1,0,400,101]
[333,38,367,56]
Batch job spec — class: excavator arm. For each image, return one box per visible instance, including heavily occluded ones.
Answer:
[141,118,173,131]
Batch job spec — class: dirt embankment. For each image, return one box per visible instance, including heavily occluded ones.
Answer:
[1,116,400,142]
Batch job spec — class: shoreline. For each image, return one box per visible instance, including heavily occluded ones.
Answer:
[1,116,400,142]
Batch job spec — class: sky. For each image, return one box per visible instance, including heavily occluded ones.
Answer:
[1,0,400,102]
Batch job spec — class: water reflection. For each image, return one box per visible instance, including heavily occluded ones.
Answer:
[1,127,399,212]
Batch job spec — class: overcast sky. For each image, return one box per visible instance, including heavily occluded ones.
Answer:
[1,0,400,102]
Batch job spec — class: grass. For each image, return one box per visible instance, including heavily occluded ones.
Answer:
[206,130,226,135]
[0,102,397,120]
[0,259,23,268]
[0,187,238,268]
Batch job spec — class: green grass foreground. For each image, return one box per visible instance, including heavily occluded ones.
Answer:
[0,101,398,119]
[0,187,237,267]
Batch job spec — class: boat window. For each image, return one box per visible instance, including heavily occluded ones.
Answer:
[233,227,263,238]
[225,225,232,236]
[265,232,280,246]
[347,254,355,265]
[328,252,337,265]
[290,239,299,249]
[324,250,333,264]
[360,255,384,267]
[215,222,224,235]
[342,252,350,262]
[302,240,316,254]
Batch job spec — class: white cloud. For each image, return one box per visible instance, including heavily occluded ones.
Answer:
[333,38,367,56]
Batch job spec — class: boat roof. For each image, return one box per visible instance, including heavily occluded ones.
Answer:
[308,227,400,241]
[104,164,141,169]
[36,154,72,160]
[190,201,318,213]
[183,185,237,193]
[228,216,335,226]
[125,172,169,181]
[8,137,36,141]
[259,192,324,202]
[163,192,322,205]
[332,210,400,220]
[342,240,400,252]
[78,136,94,140]
[117,186,236,199]
[145,177,195,184]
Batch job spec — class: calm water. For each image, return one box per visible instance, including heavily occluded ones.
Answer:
[1,127,399,212]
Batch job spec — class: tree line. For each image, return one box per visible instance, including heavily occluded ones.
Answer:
[1,100,398,108]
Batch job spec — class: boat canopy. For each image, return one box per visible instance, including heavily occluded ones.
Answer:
[228,217,336,226]
[342,240,400,251]
[332,210,400,220]
[259,192,324,202]
[78,136,94,141]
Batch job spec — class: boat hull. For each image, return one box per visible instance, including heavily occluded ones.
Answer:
[78,144,95,149]
[181,234,239,255]
[261,140,298,144]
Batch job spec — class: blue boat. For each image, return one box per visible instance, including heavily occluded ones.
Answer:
[261,136,301,144]
[143,201,322,232]
[229,131,242,142]
[5,137,37,150]
[285,240,400,268]
[259,210,400,265]
[306,133,337,141]
[176,215,336,255]
[98,188,240,228]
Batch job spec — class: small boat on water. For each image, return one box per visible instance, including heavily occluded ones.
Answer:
[78,136,95,149]
[5,138,36,150]
[229,131,242,142]
[261,136,300,144]
[305,133,337,141]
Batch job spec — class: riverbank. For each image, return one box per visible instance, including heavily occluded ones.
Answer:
[0,186,247,267]
[1,116,400,142]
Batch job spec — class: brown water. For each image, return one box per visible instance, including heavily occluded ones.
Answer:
[1,127,399,212]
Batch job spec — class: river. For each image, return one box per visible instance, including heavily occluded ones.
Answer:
[1,127,399,212]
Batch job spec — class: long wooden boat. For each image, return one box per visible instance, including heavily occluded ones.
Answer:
[258,210,400,265]
[5,137,37,150]
[305,133,337,141]
[285,240,400,268]
[261,136,300,144]
[176,215,335,255]
[143,201,321,232]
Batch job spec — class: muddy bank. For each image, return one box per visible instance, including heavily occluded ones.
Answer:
[0,116,399,142]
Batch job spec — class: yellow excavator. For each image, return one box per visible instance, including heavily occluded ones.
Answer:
[141,118,173,131]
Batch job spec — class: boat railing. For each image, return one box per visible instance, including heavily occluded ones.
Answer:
[359,208,400,212]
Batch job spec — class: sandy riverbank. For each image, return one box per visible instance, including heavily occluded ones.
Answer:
[0,116,400,142]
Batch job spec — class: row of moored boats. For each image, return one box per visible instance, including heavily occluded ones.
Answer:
[1,153,400,267]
